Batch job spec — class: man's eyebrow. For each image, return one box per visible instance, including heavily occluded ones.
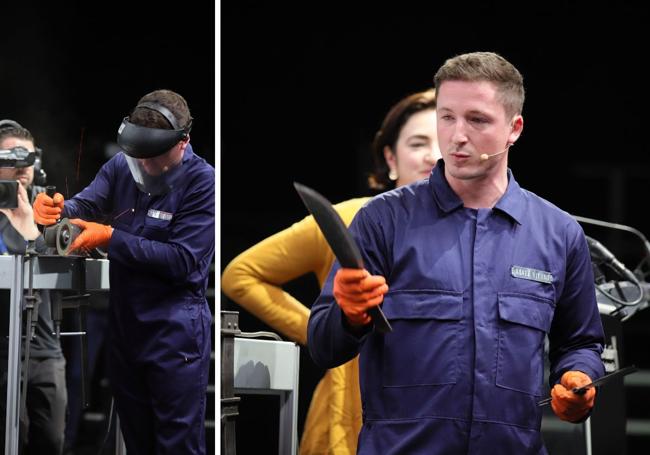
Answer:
[438,107,491,117]
[466,109,490,116]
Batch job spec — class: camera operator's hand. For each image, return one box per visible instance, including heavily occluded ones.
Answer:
[68,219,113,254]
[33,191,64,226]
[0,182,39,240]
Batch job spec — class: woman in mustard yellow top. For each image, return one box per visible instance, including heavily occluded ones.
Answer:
[222,89,441,454]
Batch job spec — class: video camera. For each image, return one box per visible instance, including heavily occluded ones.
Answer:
[0,146,35,209]
[0,180,18,209]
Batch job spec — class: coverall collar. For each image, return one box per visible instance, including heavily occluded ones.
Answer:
[429,159,526,225]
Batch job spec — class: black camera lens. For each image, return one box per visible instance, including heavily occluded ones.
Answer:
[0,180,18,209]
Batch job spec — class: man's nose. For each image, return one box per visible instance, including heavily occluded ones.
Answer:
[451,121,469,144]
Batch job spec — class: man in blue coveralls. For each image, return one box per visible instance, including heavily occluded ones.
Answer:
[32,89,215,455]
[308,52,605,454]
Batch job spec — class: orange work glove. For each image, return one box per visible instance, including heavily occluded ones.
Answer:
[33,192,64,226]
[333,268,388,327]
[68,219,113,253]
[551,370,596,422]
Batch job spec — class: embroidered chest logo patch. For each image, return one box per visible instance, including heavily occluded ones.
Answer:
[511,266,553,284]
[147,209,173,221]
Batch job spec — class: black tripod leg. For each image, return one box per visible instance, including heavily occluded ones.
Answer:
[20,307,31,423]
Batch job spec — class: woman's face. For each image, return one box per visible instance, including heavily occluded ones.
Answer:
[384,109,440,187]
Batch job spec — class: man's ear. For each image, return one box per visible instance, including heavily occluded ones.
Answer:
[180,135,190,151]
[508,115,523,145]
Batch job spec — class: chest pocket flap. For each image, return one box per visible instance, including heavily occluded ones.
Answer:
[498,292,554,333]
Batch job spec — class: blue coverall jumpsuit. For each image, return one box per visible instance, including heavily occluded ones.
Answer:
[309,161,605,454]
[63,144,215,454]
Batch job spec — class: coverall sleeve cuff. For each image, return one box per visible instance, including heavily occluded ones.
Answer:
[339,308,372,341]
[551,357,606,385]
[107,227,126,259]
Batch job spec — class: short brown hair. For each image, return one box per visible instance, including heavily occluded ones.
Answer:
[0,121,34,144]
[130,89,192,130]
[433,52,524,118]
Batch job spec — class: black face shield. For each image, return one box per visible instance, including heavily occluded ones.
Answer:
[116,118,187,159]
[116,102,193,195]
[0,146,36,168]
[116,101,193,159]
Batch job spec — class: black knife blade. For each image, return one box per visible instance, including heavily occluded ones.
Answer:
[294,182,392,333]
[538,365,638,406]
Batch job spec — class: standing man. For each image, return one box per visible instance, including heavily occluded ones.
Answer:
[308,52,605,454]
[33,89,215,454]
[0,120,67,454]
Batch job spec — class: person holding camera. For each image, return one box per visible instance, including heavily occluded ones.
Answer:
[0,120,67,454]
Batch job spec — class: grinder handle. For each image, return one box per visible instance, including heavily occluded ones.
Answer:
[38,185,60,235]
[46,185,62,223]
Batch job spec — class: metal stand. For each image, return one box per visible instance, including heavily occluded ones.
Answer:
[114,415,127,455]
[221,311,241,455]
[541,312,628,455]
[233,335,300,454]
[4,256,23,455]
[50,265,92,410]
[18,248,38,454]
[0,255,110,455]
[220,310,300,455]
[587,314,627,455]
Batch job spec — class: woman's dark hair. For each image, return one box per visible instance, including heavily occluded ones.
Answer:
[367,89,436,191]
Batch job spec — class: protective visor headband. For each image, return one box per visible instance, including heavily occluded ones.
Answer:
[0,146,36,168]
[116,102,192,159]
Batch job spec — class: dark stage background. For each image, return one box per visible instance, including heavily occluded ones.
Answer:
[222,2,650,454]
[1,2,215,195]
[1,2,215,454]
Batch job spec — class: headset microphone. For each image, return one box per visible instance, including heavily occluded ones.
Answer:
[479,143,512,161]
[479,149,508,161]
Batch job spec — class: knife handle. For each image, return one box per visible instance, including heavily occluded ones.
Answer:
[572,386,588,395]
[538,386,589,407]
[368,306,393,333]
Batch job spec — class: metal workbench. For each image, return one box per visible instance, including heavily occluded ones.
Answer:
[0,255,110,455]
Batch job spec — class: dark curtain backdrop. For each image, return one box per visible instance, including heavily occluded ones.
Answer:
[0,2,215,198]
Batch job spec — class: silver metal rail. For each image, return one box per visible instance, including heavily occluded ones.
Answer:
[0,255,109,455]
